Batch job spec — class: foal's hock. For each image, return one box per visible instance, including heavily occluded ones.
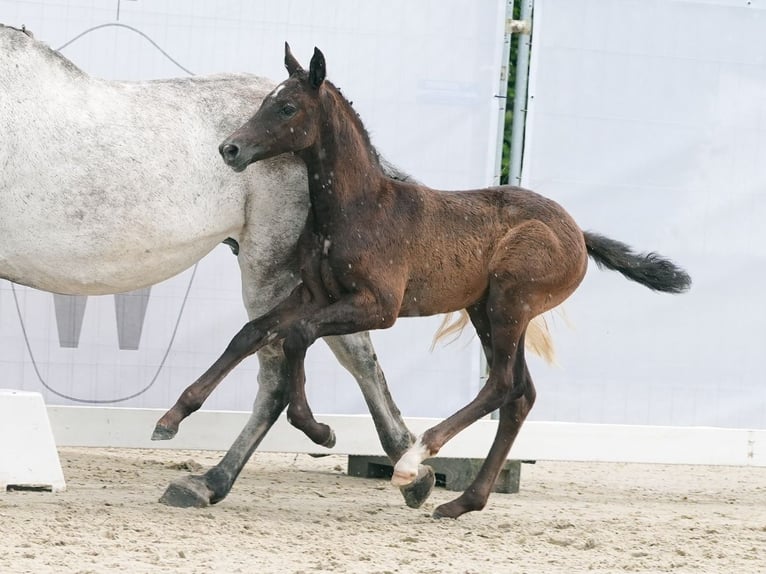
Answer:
[171,44,690,519]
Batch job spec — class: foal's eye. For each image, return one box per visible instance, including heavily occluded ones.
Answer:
[280,103,297,117]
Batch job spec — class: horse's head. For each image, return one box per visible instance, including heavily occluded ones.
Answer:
[219,43,326,172]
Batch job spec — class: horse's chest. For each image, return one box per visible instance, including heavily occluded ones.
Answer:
[299,232,344,301]
[315,237,340,300]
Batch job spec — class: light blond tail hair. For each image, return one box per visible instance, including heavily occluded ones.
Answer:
[431,310,556,365]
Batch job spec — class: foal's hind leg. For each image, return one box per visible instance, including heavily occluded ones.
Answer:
[392,286,531,488]
[393,224,583,499]
[433,352,536,519]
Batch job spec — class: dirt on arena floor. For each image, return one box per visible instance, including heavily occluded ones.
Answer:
[1,447,764,574]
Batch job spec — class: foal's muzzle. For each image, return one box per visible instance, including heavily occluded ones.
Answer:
[219,142,249,172]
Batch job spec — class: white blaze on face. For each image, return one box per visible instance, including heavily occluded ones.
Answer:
[270,82,287,99]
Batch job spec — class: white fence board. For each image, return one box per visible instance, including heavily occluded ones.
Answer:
[49,407,765,467]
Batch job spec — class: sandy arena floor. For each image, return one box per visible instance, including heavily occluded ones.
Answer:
[1,447,765,574]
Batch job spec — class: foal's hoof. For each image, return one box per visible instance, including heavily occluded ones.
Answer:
[431,503,461,520]
[151,424,178,441]
[159,475,213,508]
[399,465,435,509]
[391,467,417,487]
[432,497,475,520]
[321,428,336,449]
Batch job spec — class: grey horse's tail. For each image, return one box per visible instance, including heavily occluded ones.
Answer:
[584,231,691,294]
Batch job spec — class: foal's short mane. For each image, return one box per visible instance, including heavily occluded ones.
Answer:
[320,78,384,173]
[320,78,416,183]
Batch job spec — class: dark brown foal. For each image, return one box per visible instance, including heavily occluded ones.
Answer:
[161,45,690,518]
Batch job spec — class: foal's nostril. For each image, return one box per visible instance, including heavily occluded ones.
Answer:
[219,142,240,162]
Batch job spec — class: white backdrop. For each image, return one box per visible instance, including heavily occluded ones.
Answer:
[3,0,762,445]
[0,0,507,417]
[524,0,766,430]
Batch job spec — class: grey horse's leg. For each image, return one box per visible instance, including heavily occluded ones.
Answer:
[159,343,289,507]
[323,333,435,508]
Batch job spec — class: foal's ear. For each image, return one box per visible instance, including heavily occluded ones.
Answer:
[309,47,326,89]
[284,42,303,76]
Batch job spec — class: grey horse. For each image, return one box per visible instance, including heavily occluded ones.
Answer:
[0,23,440,508]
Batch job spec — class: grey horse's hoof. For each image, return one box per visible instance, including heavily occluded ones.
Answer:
[400,465,435,509]
[159,475,213,508]
[151,424,177,441]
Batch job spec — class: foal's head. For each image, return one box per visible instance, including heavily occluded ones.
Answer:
[219,43,327,172]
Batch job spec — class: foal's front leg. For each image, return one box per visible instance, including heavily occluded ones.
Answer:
[152,285,314,439]
[279,293,399,450]
[282,330,336,447]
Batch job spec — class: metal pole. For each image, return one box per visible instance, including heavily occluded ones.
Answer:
[489,0,533,419]
[509,0,534,187]
[492,0,515,187]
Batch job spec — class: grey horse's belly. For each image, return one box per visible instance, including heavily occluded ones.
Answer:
[0,187,242,295]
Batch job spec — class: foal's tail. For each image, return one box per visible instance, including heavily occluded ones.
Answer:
[584,231,691,293]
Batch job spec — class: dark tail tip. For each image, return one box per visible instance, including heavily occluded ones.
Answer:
[584,231,691,294]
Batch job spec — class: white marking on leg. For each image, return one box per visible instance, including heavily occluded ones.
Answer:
[392,436,430,487]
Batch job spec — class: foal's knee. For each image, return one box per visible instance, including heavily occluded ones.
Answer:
[282,321,316,358]
[226,321,264,357]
